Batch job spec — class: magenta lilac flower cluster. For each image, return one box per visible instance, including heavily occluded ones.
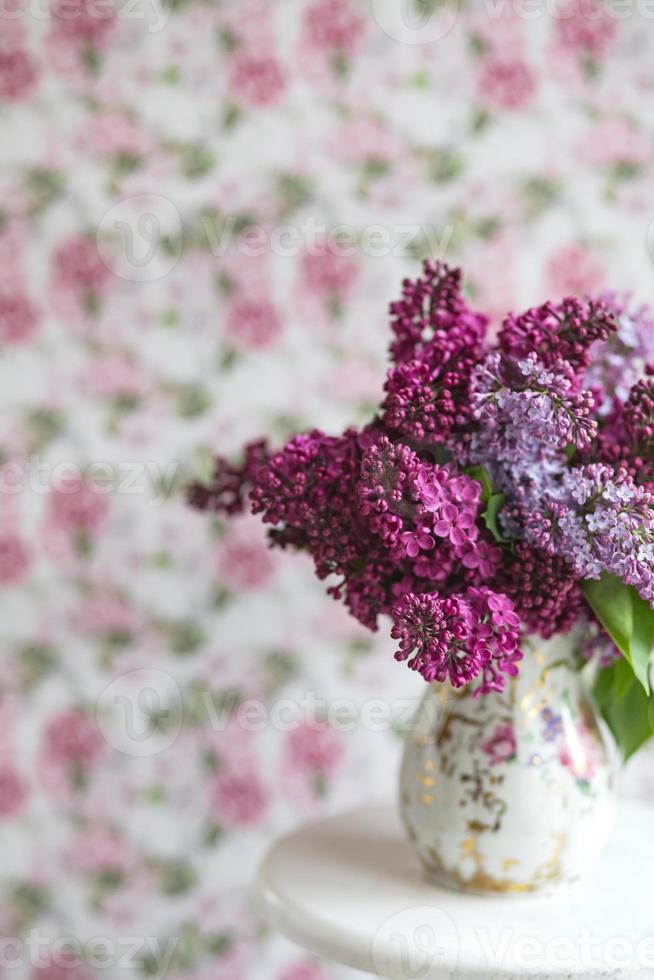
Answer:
[391,589,521,694]
[190,261,654,694]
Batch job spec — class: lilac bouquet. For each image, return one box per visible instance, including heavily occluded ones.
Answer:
[190,261,654,758]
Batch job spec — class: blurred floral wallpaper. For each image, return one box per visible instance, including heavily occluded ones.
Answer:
[2,0,654,976]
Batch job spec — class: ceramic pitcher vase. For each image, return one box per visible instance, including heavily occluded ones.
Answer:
[399,629,615,895]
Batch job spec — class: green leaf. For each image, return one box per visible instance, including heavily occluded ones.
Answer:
[482,492,507,543]
[465,465,493,503]
[593,662,613,704]
[629,589,654,692]
[582,574,653,693]
[582,574,632,651]
[464,465,510,542]
[593,657,654,760]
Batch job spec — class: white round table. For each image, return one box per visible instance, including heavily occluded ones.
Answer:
[254,800,654,979]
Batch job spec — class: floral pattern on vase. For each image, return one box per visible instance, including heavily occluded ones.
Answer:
[400,629,615,894]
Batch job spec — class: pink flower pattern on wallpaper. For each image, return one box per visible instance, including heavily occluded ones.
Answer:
[1,1,654,976]
[0,293,39,344]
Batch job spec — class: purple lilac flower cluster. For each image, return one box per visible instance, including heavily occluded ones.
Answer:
[495,542,584,640]
[519,464,654,604]
[382,264,487,444]
[391,589,521,693]
[189,260,654,693]
[466,351,596,493]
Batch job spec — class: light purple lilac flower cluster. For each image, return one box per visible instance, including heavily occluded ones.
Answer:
[190,260,654,692]
[520,464,654,604]
[465,351,596,493]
